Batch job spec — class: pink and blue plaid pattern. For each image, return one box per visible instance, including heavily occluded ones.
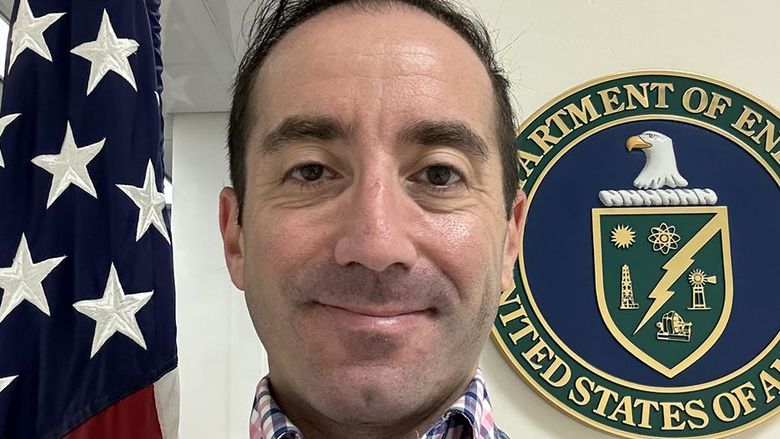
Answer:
[250,368,508,439]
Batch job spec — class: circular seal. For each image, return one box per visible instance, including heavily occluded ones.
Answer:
[492,71,780,438]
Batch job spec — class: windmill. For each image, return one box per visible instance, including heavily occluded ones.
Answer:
[687,269,716,310]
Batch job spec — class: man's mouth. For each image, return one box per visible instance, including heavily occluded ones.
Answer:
[308,302,435,333]
[315,302,433,318]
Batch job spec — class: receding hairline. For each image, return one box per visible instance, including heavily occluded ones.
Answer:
[256,0,475,69]
[229,0,519,221]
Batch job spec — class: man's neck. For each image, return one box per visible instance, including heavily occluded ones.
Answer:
[269,370,476,439]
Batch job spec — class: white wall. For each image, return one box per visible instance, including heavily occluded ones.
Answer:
[172,1,780,437]
[172,113,267,439]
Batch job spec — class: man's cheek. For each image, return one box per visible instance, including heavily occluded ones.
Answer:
[248,214,331,273]
[424,215,500,276]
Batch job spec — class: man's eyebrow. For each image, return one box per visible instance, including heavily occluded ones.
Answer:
[398,120,489,163]
[261,115,350,155]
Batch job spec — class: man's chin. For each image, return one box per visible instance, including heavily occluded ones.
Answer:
[306,366,440,426]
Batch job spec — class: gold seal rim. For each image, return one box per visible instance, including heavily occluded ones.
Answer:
[492,69,780,439]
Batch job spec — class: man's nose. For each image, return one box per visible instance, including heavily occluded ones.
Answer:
[333,177,418,272]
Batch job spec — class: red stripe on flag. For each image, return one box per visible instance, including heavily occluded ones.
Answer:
[64,384,163,439]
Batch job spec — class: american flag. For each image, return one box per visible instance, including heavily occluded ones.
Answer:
[0,0,178,437]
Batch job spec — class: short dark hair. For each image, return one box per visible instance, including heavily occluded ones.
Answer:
[228,0,519,223]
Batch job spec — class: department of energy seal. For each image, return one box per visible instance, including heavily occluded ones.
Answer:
[492,71,780,438]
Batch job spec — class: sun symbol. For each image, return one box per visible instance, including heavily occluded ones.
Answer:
[648,222,680,255]
[610,225,636,249]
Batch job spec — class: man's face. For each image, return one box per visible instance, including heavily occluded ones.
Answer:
[220,5,523,426]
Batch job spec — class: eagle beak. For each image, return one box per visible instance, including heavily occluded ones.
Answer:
[626,135,651,151]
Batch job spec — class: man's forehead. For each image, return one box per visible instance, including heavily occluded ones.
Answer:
[262,3,485,71]
[249,4,496,144]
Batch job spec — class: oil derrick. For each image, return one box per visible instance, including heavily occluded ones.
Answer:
[620,264,639,310]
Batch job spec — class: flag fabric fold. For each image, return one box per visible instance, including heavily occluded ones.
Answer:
[0,0,177,437]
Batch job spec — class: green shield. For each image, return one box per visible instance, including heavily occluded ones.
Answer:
[592,206,733,378]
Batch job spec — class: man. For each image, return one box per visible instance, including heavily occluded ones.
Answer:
[218,0,524,437]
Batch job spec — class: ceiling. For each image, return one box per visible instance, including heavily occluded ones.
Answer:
[159,0,254,114]
[158,0,255,177]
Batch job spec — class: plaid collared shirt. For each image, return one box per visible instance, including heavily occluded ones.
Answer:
[249,368,509,439]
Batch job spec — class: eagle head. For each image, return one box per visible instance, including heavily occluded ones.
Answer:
[626,131,688,189]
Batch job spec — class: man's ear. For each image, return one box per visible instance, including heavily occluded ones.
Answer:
[219,187,245,291]
[501,190,526,291]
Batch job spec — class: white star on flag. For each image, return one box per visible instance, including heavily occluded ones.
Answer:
[31,121,105,209]
[0,234,66,324]
[0,113,21,168]
[8,0,65,71]
[73,264,153,358]
[117,160,170,243]
[0,375,18,395]
[70,9,139,95]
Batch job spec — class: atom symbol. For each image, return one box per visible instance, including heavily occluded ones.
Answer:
[648,222,680,255]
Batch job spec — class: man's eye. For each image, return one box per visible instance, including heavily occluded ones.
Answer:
[287,164,336,185]
[296,164,325,181]
[418,165,462,187]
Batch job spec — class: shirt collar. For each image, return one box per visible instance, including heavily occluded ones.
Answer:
[428,368,498,439]
[249,378,302,439]
[249,368,499,439]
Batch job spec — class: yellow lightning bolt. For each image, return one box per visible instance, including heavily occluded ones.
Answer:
[633,212,727,335]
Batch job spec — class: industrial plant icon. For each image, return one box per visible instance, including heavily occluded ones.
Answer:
[656,311,693,342]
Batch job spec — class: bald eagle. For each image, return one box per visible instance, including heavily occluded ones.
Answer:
[626,131,688,189]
